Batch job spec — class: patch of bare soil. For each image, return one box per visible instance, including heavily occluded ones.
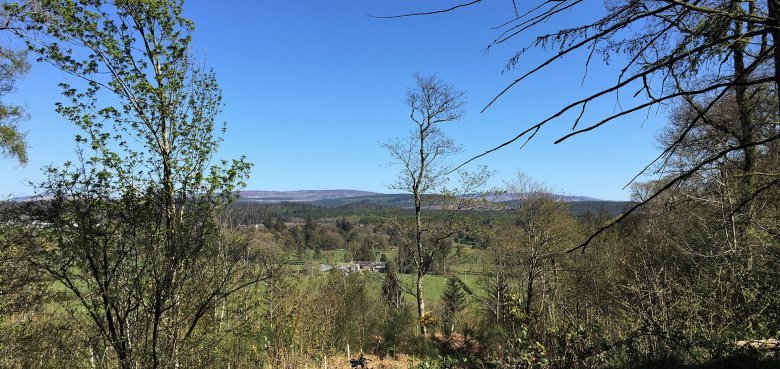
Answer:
[311,354,418,369]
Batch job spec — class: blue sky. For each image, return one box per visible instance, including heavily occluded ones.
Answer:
[0,1,666,200]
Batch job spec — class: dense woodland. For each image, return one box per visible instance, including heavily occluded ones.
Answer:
[1,0,779,368]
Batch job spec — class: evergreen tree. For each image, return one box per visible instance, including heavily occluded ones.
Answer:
[336,216,353,234]
[273,217,286,232]
[382,263,404,310]
[442,276,467,334]
[303,215,317,248]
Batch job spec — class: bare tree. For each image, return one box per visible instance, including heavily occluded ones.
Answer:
[384,74,488,335]
[377,1,780,251]
[503,174,579,332]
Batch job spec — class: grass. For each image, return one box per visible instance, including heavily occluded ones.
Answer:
[289,246,486,312]
[346,271,482,317]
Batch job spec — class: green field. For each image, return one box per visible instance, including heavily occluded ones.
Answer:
[283,246,486,317]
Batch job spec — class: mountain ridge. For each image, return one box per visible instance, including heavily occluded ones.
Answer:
[238,189,379,202]
[236,190,617,203]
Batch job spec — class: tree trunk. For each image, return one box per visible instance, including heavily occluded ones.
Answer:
[415,190,427,335]
[415,122,427,336]
[416,272,426,335]
[769,0,780,119]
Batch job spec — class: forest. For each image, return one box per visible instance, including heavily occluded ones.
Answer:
[1,1,779,368]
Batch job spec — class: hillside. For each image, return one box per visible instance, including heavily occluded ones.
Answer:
[237,190,379,202]
[235,190,631,217]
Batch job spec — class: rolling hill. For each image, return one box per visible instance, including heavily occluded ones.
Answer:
[236,190,631,216]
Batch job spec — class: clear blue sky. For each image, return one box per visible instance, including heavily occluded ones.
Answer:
[0,1,666,200]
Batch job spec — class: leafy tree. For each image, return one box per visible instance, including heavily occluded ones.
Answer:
[0,2,30,165]
[317,228,345,250]
[350,237,375,261]
[13,1,274,367]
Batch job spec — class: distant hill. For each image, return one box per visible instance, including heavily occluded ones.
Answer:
[238,190,610,204]
[482,193,602,202]
[237,190,380,203]
[236,190,630,216]
[11,190,627,216]
[308,193,414,207]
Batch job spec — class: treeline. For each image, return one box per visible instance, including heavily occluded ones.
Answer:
[227,202,411,227]
[227,199,630,224]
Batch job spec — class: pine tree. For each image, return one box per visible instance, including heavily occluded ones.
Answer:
[382,263,404,310]
[442,276,467,334]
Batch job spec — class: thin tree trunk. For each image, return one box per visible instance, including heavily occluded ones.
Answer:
[415,124,427,336]
[769,0,780,118]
